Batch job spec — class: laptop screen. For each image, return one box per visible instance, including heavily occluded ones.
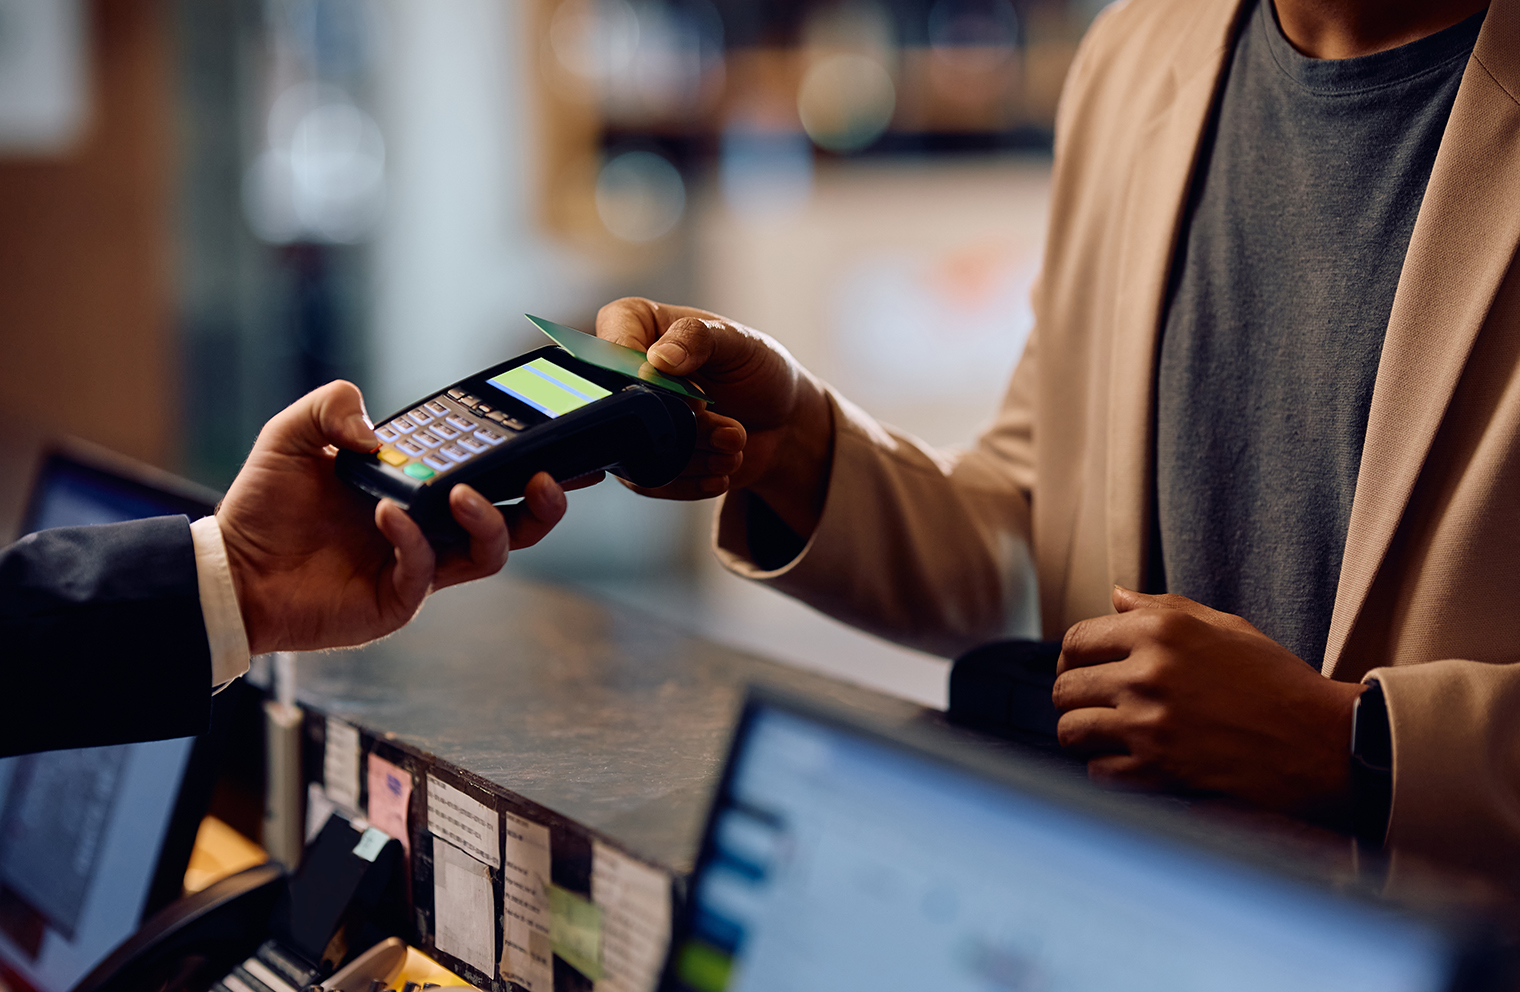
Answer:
[666,699,1462,992]
[0,449,219,992]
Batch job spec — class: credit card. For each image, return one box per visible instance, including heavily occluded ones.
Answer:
[525,314,711,406]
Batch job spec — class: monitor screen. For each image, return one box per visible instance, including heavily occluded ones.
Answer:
[0,741,195,992]
[667,702,1458,992]
[19,451,219,535]
[0,450,218,992]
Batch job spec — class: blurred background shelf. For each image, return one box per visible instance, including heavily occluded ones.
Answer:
[0,0,1099,705]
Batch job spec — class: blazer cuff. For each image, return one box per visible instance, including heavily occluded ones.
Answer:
[191,515,251,686]
[713,388,858,581]
[1374,659,1520,878]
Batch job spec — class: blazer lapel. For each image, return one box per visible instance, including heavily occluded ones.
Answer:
[1105,0,1248,591]
[1324,0,1520,677]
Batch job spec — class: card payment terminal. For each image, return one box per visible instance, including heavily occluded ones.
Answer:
[335,331,698,541]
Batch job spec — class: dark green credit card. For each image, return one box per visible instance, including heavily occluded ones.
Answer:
[525,314,711,406]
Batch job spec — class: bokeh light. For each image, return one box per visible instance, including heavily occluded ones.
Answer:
[928,0,1019,47]
[550,0,641,84]
[244,82,386,244]
[595,150,686,241]
[926,0,1020,107]
[798,54,896,153]
[549,0,724,122]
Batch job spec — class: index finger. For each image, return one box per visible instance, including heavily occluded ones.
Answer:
[1058,611,1147,673]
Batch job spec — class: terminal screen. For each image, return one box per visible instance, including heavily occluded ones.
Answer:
[667,705,1454,992]
[489,358,611,419]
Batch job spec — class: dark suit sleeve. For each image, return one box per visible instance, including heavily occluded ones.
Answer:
[0,516,212,756]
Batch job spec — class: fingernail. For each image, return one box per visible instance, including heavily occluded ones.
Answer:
[350,413,377,444]
[650,341,688,369]
[713,427,744,452]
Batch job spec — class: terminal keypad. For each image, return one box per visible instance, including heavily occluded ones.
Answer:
[374,388,521,481]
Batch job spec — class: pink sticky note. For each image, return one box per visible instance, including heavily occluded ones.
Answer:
[366,755,413,858]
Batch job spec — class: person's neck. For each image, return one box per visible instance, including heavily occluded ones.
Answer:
[1272,0,1488,59]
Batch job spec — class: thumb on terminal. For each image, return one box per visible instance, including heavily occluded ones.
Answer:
[314,380,379,453]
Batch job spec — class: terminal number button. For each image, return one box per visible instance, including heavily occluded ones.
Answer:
[474,428,506,446]
[445,415,476,433]
[423,454,452,472]
[374,425,399,443]
[413,431,442,448]
[424,400,450,418]
[390,416,417,434]
[458,436,487,454]
[487,411,527,430]
[397,439,425,457]
[431,422,460,440]
[407,407,433,425]
[441,443,471,463]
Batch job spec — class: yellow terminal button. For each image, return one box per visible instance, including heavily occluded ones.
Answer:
[378,447,408,467]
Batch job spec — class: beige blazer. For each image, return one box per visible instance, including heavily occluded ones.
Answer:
[715,0,1520,877]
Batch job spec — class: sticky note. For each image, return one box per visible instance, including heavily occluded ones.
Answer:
[434,838,497,977]
[501,812,553,992]
[366,755,413,858]
[550,884,603,981]
[353,826,389,862]
[593,841,671,992]
[427,774,500,869]
[323,717,361,812]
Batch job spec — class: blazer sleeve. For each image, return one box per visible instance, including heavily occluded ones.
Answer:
[711,359,1043,659]
[1373,660,1520,884]
[0,516,212,756]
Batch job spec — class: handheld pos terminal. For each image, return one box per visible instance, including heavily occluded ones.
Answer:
[335,316,701,542]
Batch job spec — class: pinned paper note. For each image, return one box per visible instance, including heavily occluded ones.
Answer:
[593,841,671,992]
[551,884,603,980]
[500,812,553,992]
[324,718,361,812]
[353,826,389,862]
[367,755,413,857]
[427,774,500,869]
[306,781,338,841]
[434,838,497,976]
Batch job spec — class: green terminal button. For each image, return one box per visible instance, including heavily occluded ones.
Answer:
[403,462,435,480]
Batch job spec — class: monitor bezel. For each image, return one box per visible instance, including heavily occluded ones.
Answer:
[18,442,222,541]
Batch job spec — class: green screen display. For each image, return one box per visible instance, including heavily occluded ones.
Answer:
[488,357,612,418]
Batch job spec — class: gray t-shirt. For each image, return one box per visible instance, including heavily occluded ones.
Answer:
[1152,0,1484,663]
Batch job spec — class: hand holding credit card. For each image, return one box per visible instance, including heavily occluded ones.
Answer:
[526,314,711,407]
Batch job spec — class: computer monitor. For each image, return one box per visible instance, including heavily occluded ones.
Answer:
[0,446,223,992]
[664,692,1498,992]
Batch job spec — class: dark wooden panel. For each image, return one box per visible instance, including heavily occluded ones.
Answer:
[0,0,176,469]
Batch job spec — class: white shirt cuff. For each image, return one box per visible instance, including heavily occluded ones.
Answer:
[190,515,252,687]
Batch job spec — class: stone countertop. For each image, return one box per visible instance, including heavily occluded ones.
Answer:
[292,570,942,874]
